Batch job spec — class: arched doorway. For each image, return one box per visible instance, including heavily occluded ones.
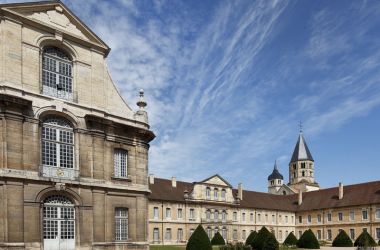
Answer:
[43,195,75,250]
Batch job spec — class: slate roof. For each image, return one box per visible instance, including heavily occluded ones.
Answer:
[149,178,380,212]
[290,133,314,163]
[268,162,283,180]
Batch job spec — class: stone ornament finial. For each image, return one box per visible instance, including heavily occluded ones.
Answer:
[136,89,147,110]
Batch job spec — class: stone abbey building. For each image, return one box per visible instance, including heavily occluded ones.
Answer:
[1,1,380,250]
[0,1,154,249]
[147,132,380,246]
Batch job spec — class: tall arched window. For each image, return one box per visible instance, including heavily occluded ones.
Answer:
[214,188,218,200]
[206,187,211,199]
[42,46,73,101]
[41,116,75,179]
[221,189,226,201]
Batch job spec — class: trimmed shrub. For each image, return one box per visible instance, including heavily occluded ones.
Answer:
[251,227,271,250]
[332,230,353,247]
[211,231,225,245]
[354,230,377,247]
[297,229,320,249]
[186,224,212,250]
[283,232,298,246]
[245,231,257,246]
[378,239,380,245]
[263,233,279,250]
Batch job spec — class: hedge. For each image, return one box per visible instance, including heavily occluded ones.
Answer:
[263,232,279,250]
[354,230,377,247]
[283,232,298,246]
[220,243,251,250]
[251,227,271,250]
[245,231,257,246]
[297,229,320,249]
[211,231,225,245]
[332,230,353,247]
[186,224,212,250]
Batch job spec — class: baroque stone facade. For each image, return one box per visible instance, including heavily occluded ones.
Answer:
[0,1,154,250]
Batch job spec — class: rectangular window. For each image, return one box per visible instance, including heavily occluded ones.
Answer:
[165,228,172,241]
[327,213,332,222]
[242,213,246,222]
[177,228,183,242]
[279,230,282,240]
[376,209,380,219]
[362,210,368,220]
[242,230,246,240]
[376,228,380,239]
[189,229,194,238]
[258,214,261,222]
[363,228,368,232]
[350,229,355,240]
[299,231,302,238]
[166,208,171,219]
[265,214,268,223]
[177,208,183,220]
[233,229,238,240]
[153,228,159,242]
[114,149,127,178]
[317,230,321,240]
[222,228,227,239]
[233,212,237,221]
[189,209,195,220]
[350,211,355,221]
[279,215,282,224]
[285,215,288,223]
[272,215,275,223]
[115,208,128,241]
[317,214,321,223]
[307,215,311,223]
[250,213,254,222]
[338,212,343,221]
[153,207,159,219]
[327,229,332,240]
[299,216,302,224]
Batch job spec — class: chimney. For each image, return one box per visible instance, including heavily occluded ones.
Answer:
[184,190,189,199]
[171,177,177,188]
[238,183,243,200]
[339,182,344,200]
[298,190,303,205]
[149,174,154,184]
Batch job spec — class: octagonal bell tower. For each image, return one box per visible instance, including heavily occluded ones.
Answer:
[288,130,320,192]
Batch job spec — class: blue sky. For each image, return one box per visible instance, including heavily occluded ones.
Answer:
[3,0,380,192]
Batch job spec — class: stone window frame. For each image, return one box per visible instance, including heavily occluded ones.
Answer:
[113,148,128,179]
[40,45,75,102]
[114,207,129,242]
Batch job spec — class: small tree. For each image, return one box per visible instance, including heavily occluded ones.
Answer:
[263,233,279,250]
[186,225,212,250]
[354,230,377,247]
[283,232,298,247]
[245,231,257,246]
[211,231,225,245]
[332,230,353,247]
[251,227,271,250]
[297,229,320,249]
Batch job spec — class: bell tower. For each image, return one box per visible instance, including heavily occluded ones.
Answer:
[268,161,284,194]
[288,128,319,192]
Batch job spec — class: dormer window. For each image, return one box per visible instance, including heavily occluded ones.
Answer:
[42,46,73,101]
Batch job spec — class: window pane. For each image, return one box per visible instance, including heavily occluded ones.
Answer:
[115,208,128,241]
[114,149,127,178]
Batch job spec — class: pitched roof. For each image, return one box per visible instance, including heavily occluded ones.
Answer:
[268,162,283,180]
[290,133,314,163]
[149,177,380,212]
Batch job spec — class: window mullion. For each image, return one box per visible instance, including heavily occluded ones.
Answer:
[56,129,60,168]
